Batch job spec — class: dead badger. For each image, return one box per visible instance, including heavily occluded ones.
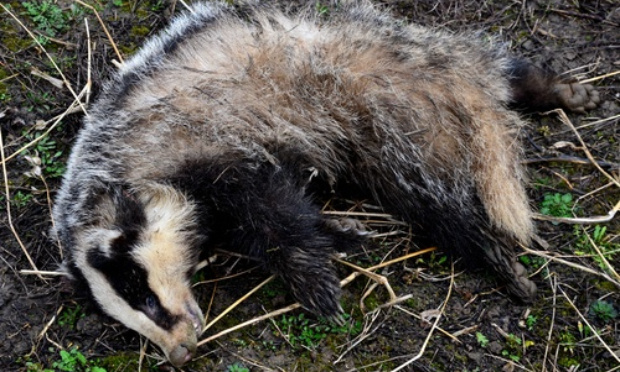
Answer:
[52,0,599,367]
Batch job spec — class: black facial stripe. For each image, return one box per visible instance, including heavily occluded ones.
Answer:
[87,244,181,331]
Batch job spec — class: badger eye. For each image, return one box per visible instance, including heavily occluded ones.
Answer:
[145,295,157,311]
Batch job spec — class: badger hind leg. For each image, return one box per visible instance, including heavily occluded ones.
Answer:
[507,58,600,113]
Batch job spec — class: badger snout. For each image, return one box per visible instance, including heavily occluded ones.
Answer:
[165,300,204,367]
[168,338,196,367]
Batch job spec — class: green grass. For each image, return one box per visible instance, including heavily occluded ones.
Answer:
[275,312,362,350]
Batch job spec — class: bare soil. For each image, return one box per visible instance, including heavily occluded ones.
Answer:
[0,1,618,371]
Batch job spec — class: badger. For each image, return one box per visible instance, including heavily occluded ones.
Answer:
[52,0,599,367]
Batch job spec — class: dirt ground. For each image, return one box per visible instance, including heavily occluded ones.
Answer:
[0,0,618,371]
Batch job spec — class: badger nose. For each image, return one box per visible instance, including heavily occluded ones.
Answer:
[169,342,196,367]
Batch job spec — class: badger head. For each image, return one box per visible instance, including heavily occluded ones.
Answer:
[59,183,205,366]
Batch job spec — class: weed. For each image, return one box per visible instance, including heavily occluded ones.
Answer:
[559,329,576,354]
[27,347,107,372]
[573,225,618,272]
[526,315,538,331]
[275,313,361,349]
[518,254,545,270]
[12,191,33,208]
[58,304,85,330]
[226,363,249,372]
[500,333,528,363]
[540,192,573,220]
[589,300,617,323]
[475,332,489,348]
[22,0,67,37]
[21,130,66,178]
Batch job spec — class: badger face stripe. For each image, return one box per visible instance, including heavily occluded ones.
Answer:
[86,243,181,331]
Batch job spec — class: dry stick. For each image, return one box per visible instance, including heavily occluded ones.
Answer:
[582,225,619,281]
[73,0,124,64]
[532,200,619,225]
[575,113,620,130]
[198,303,302,347]
[84,17,93,105]
[0,4,87,115]
[393,305,461,343]
[0,129,40,277]
[552,109,620,188]
[334,257,397,300]
[336,308,387,365]
[3,87,87,164]
[580,70,620,84]
[19,269,66,277]
[541,275,558,372]
[558,286,620,364]
[520,244,620,289]
[197,247,436,346]
[201,275,275,334]
[390,262,455,372]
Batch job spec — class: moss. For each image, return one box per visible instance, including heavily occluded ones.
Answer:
[130,24,150,38]
[99,352,142,370]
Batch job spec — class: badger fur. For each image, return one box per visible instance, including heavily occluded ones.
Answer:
[52,0,599,366]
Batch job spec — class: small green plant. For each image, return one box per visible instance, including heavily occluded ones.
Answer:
[50,348,106,372]
[275,313,361,349]
[526,315,538,331]
[518,254,545,270]
[540,192,573,219]
[589,300,617,323]
[58,304,85,330]
[226,363,249,372]
[475,332,489,348]
[21,130,66,178]
[12,191,33,208]
[500,333,524,362]
[23,0,68,37]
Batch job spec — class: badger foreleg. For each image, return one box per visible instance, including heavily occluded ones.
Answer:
[210,161,363,318]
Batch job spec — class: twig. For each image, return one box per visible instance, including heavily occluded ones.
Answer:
[0,126,41,277]
[202,275,275,334]
[198,303,301,347]
[558,285,620,364]
[0,4,87,115]
[74,0,124,64]
[541,275,558,372]
[19,270,67,277]
[522,156,618,169]
[390,262,455,371]
[532,200,619,224]
[520,244,620,289]
[2,86,88,164]
[550,109,620,188]
[550,9,619,27]
[581,224,619,280]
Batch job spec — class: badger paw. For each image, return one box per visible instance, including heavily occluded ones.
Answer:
[288,268,343,319]
[505,261,537,303]
[554,82,600,113]
[326,217,371,236]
